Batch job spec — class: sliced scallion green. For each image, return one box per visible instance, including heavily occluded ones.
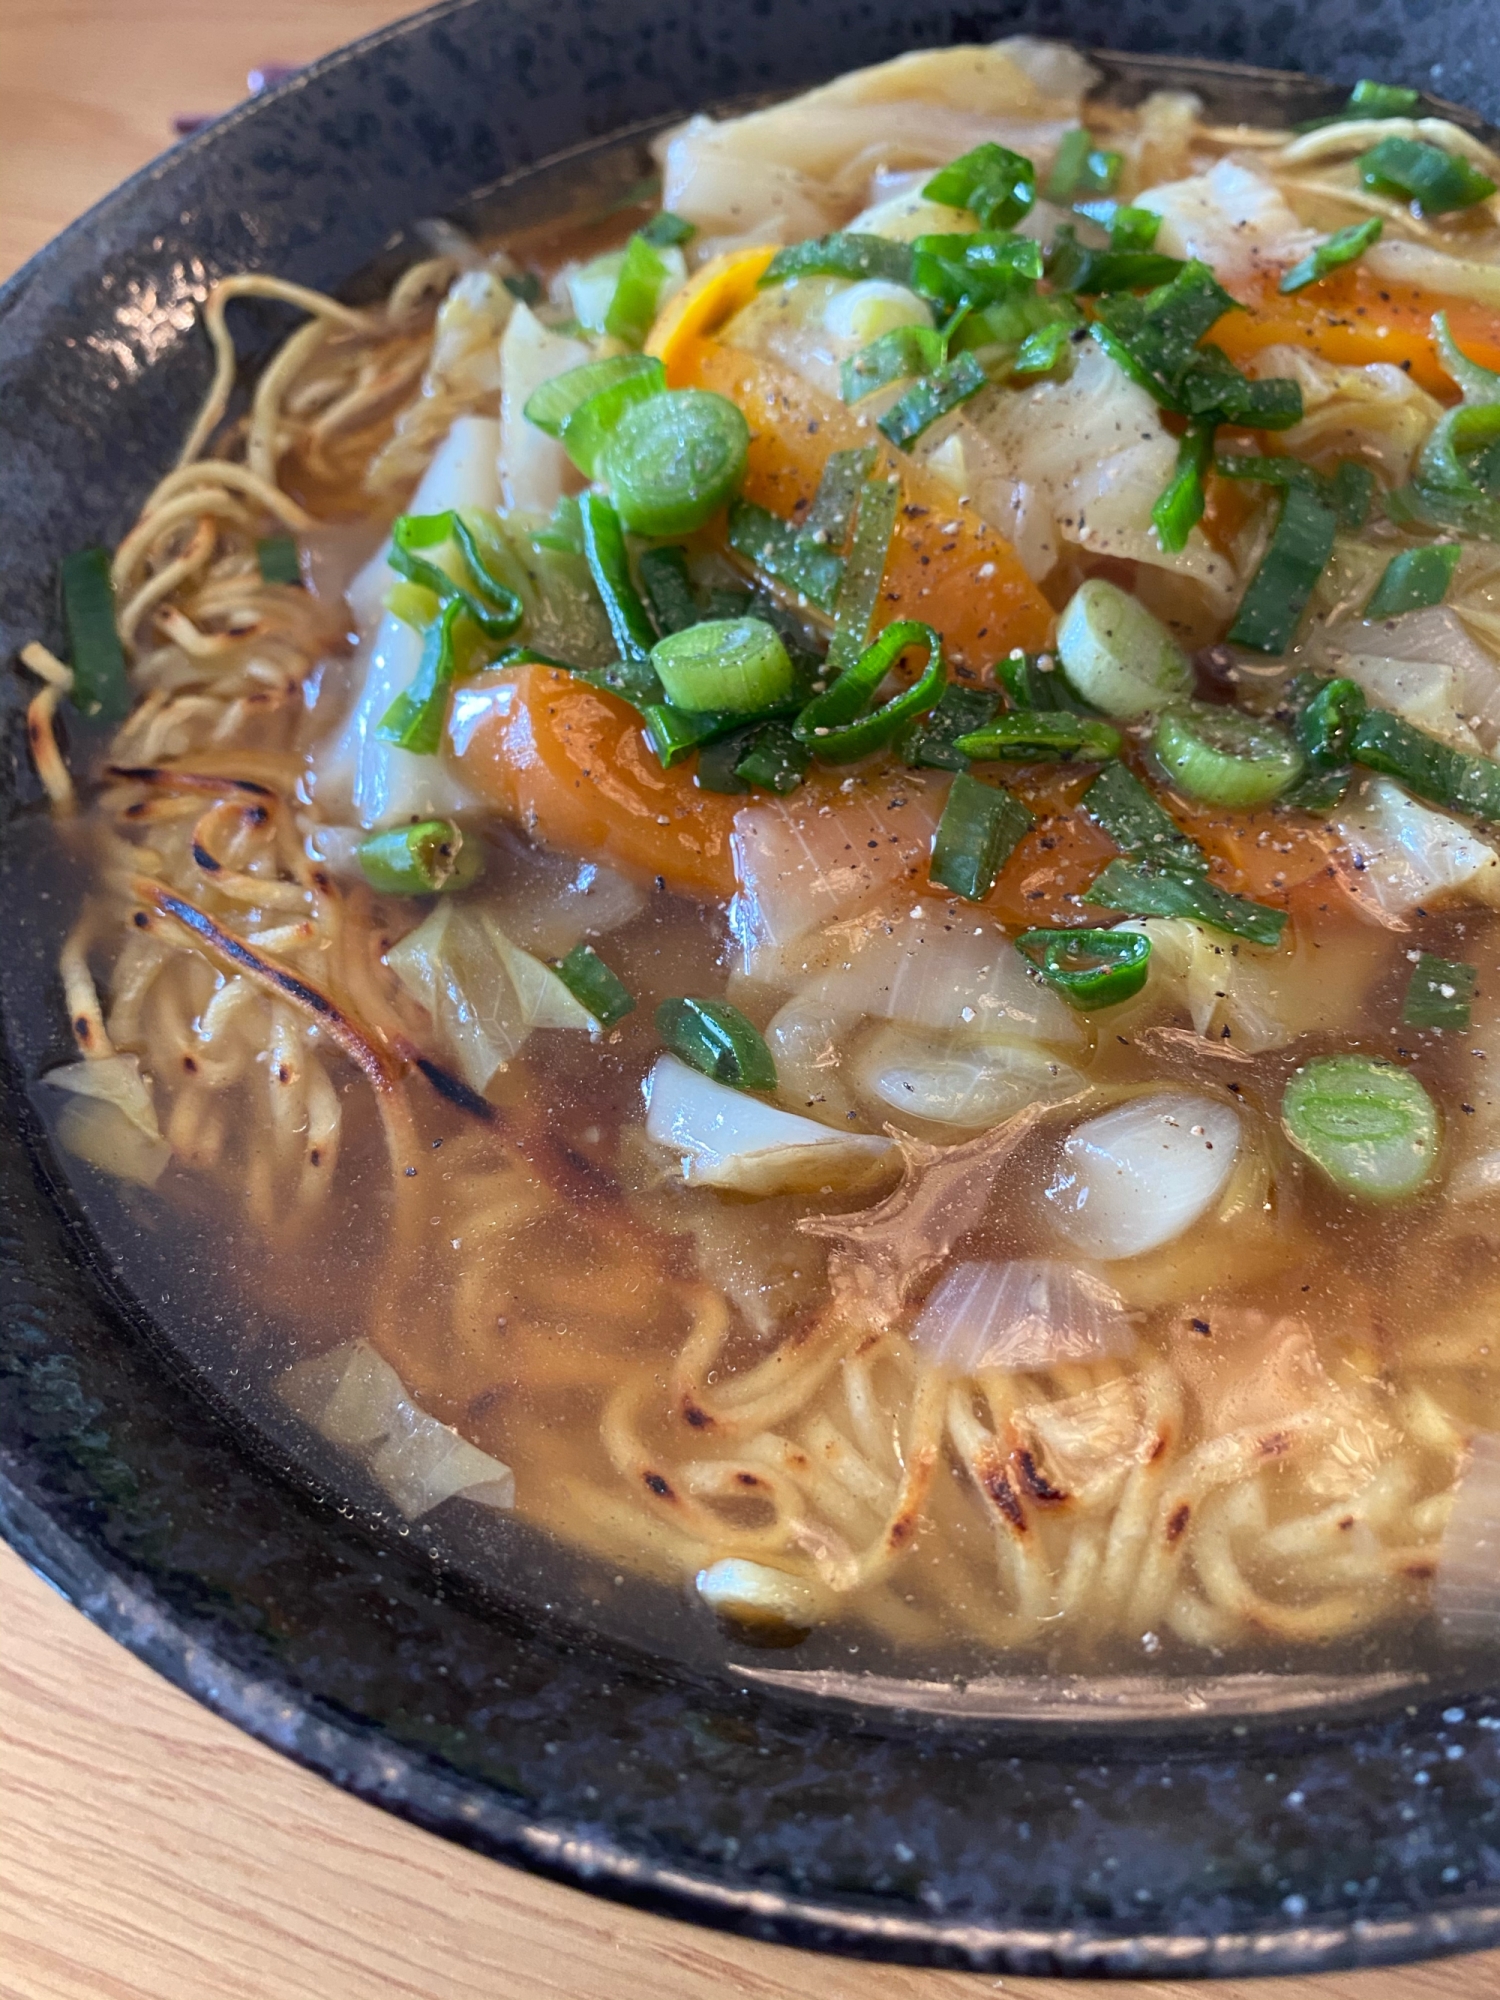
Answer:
[605,233,674,346]
[356,818,480,895]
[876,352,988,449]
[824,477,899,678]
[1279,218,1383,294]
[1082,762,1208,876]
[794,618,945,764]
[1214,451,1373,530]
[1086,859,1287,947]
[734,720,810,795]
[502,271,543,305]
[1152,420,1215,554]
[637,544,699,635]
[802,448,878,547]
[1288,673,1366,808]
[924,142,1037,228]
[1350,708,1500,820]
[650,617,793,714]
[1152,702,1305,807]
[1359,135,1496,215]
[897,683,999,770]
[955,710,1122,763]
[1011,318,1078,377]
[762,234,914,288]
[1226,485,1337,655]
[642,703,733,767]
[1110,205,1162,251]
[601,388,749,538]
[579,493,657,662]
[929,771,1033,902]
[1046,226,1184,297]
[256,535,301,585]
[1015,926,1152,1008]
[656,997,777,1091]
[1282,1055,1438,1200]
[1055,578,1192,719]
[554,943,636,1027]
[523,352,664,443]
[693,727,753,795]
[1365,543,1463,619]
[1044,129,1120,204]
[909,232,1042,316]
[841,324,946,403]
[387,511,523,641]
[997,649,1087,713]
[727,500,844,613]
[60,546,128,722]
[376,597,467,753]
[640,211,696,249]
[1403,952,1477,1031]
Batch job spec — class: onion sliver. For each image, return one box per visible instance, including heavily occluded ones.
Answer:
[911,1257,1136,1374]
[644,1052,893,1195]
[1435,1433,1500,1643]
[853,1023,1084,1130]
[1045,1091,1241,1260]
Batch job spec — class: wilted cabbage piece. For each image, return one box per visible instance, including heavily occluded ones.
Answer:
[643,1052,893,1196]
[47,1054,171,1186]
[1332,774,1500,917]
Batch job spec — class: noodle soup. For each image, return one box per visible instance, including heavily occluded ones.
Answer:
[25,38,1500,1683]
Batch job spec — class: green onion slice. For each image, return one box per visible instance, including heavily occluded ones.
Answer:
[1350,709,1500,820]
[523,352,664,444]
[356,819,480,895]
[897,683,1000,770]
[1081,761,1209,876]
[554,943,636,1027]
[503,271,543,305]
[955,710,1122,763]
[604,233,674,347]
[1152,420,1215,554]
[1055,578,1192,719]
[1365,543,1463,619]
[733,720,810,795]
[997,649,1088,714]
[1110,205,1162,251]
[641,211,696,249]
[1015,925,1152,1009]
[1152,702,1305,808]
[1287,673,1366,808]
[929,772,1033,901]
[824,477,899,679]
[387,512,523,641]
[641,703,738,768]
[876,352,988,449]
[762,234,914,288]
[1298,79,1421,130]
[841,324,946,404]
[656,997,777,1091]
[637,544,699,634]
[727,499,844,613]
[1046,226,1184,297]
[256,535,301,585]
[1215,452,1374,531]
[1091,262,1300,429]
[909,232,1042,316]
[802,448,878,547]
[794,618,945,764]
[1227,485,1337,656]
[924,142,1037,228]
[578,493,657,663]
[1403,951,1477,1030]
[376,597,468,753]
[1086,859,1287,947]
[1044,129,1120,204]
[1011,318,1079,378]
[601,388,749,538]
[650,617,794,714]
[60,546,129,722]
[1279,218,1383,294]
[1358,136,1496,215]
[1282,1055,1439,1200]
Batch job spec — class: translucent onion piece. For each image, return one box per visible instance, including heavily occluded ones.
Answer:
[696,1558,827,1637]
[1045,1091,1241,1260]
[498,303,590,513]
[1117,917,1290,1053]
[48,1054,171,1187]
[279,1341,515,1520]
[486,850,645,961]
[643,1052,892,1196]
[1435,1433,1500,1642]
[1331,774,1500,917]
[1136,159,1315,290]
[852,1022,1084,1129]
[911,1257,1137,1375]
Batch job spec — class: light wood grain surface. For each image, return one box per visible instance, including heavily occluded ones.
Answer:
[3,8,1499,1995]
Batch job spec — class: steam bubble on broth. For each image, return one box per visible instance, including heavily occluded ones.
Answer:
[1044,1093,1242,1260]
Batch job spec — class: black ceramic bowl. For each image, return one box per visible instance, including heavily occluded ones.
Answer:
[6,0,1500,1976]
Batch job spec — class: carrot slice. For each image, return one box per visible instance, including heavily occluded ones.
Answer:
[668,336,1055,669]
[1213,266,1500,399]
[646,246,779,373]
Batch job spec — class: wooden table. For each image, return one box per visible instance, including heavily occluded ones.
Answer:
[2,8,1498,1994]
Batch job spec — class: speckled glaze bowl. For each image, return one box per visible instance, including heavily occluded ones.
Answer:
[5,0,1500,1975]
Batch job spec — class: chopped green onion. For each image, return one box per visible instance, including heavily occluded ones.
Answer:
[1365,542,1463,619]
[909,232,1043,315]
[1358,136,1496,215]
[1351,708,1500,820]
[355,818,480,895]
[1404,952,1477,1030]
[1215,451,1373,530]
[1045,129,1120,203]
[1011,318,1079,377]
[531,494,584,555]
[841,324,946,403]
[637,544,699,634]
[385,579,441,630]
[1152,702,1305,807]
[642,703,733,767]
[1015,926,1152,1009]
[997,649,1087,713]
[693,727,754,794]
[1347,78,1422,115]
[256,535,301,585]
[1055,578,1192,719]
[733,720,810,795]
[727,499,845,613]
[1278,218,1383,295]
[877,352,988,449]
[554,364,668,478]
[897,683,1000,770]
[802,448,878,547]
[554,943,636,1026]
[794,618,945,764]
[1331,461,1377,531]
[1046,226,1184,297]
[524,352,664,437]
[1086,859,1287,947]
[656,997,777,1091]
[579,493,657,662]
[502,271,543,305]
[1392,314,1500,538]
[387,512,523,640]
[576,654,665,712]
[924,142,1037,229]
[60,546,128,722]
[1287,673,1365,808]
[650,617,793,714]
[1092,262,1301,429]
[376,597,467,753]
[1110,206,1162,252]
[1152,420,1216,554]
[604,233,674,346]
[955,710,1122,763]
[641,211,696,248]
[929,771,1033,901]
[1282,1055,1438,1200]
[1226,485,1337,655]
[601,388,749,538]
[824,477,899,678]
[762,234,915,287]
[1081,762,1208,876]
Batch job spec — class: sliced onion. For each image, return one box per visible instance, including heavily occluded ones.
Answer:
[911,1258,1136,1375]
[852,1023,1084,1130]
[279,1341,515,1519]
[1435,1433,1500,1642]
[345,413,504,635]
[1045,1091,1241,1261]
[1118,917,1290,1053]
[1331,775,1500,918]
[498,303,590,513]
[486,848,644,960]
[765,994,863,1127]
[48,1054,171,1187]
[644,1053,892,1196]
